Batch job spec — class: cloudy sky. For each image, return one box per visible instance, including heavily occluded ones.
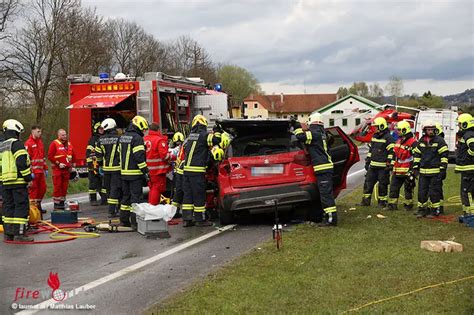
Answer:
[83,0,474,96]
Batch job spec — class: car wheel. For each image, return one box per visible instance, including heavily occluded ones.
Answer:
[219,206,234,225]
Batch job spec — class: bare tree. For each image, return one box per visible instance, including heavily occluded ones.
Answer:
[3,0,79,124]
[0,0,18,39]
[386,75,404,105]
[169,35,217,84]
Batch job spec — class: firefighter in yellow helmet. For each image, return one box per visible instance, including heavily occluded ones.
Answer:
[170,132,185,218]
[455,113,474,220]
[181,115,221,227]
[292,112,337,226]
[386,120,418,211]
[359,117,395,207]
[86,121,105,206]
[412,120,449,218]
[119,115,149,228]
[1,119,34,242]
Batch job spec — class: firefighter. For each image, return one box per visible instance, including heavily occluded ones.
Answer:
[170,132,185,217]
[1,119,33,242]
[412,121,449,218]
[48,129,75,210]
[119,116,150,228]
[292,113,337,226]
[96,118,122,218]
[182,115,221,227]
[386,121,418,211]
[144,122,170,205]
[359,117,395,207]
[25,125,48,216]
[86,122,106,206]
[434,122,446,213]
[454,113,474,219]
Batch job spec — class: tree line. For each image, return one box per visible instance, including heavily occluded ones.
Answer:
[0,0,262,143]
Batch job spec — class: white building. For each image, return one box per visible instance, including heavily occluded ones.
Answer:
[314,94,381,134]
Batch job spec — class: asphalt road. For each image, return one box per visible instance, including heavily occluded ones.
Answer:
[0,147,367,315]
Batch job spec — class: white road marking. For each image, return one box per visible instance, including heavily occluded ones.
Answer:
[17,224,237,314]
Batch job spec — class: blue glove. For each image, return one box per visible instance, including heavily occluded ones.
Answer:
[45,170,48,178]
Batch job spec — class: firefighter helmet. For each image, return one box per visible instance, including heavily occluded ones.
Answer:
[192,114,208,127]
[373,117,388,131]
[422,120,436,131]
[434,123,443,135]
[93,122,102,133]
[172,132,184,143]
[132,115,149,131]
[2,119,24,133]
[101,118,117,131]
[308,112,323,125]
[114,72,127,81]
[396,120,411,136]
[457,113,474,130]
[220,132,231,149]
[211,146,224,161]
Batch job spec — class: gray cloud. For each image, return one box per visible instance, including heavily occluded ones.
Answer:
[84,0,474,91]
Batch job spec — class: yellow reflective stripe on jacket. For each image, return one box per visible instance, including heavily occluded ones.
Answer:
[413,147,421,154]
[137,161,147,169]
[13,149,28,160]
[20,168,31,176]
[313,163,333,172]
[186,142,197,167]
[455,164,474,172]
[3,178,27,185]
[121,169,142,175]
[183,165,206,172]
[414,157,421,162]
[393,167,410,172]
[386,143,395,150]
[440,157,448,164]
[305,131,312,144]
[438,146,448,154]
[371,138,386,143]
[207,134,214,147]
[293,128,304,135]
[86,145,94,151]
[468,149,474,156]
[132,145,145,153]
[420,168,440,174]
[103,165,121,171]
[109,144,117,168]
[124,145,131,171]
[370,161,387,167]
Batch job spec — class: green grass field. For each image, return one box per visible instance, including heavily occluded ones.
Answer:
[149,168,474,314]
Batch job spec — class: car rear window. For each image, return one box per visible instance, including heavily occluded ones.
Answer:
[228,132,303,157]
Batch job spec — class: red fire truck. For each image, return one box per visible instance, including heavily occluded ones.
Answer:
[67,72,228,176]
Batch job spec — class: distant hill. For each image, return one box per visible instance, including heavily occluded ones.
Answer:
[444,89,474,106]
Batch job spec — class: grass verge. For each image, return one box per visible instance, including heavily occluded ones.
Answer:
[148,168,474,314]
[44,175,89,199]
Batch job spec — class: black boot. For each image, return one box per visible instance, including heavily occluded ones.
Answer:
[378,200,388,208]
[357,198,371,206]
[427,207,441,218]
[183,220,195,227]
[439,205,444,215]
[416,207,427,218]
[404,203,413,211]
[90,193,99,206]
[100,192,108,205]
[319,212,337,226]
[4,234,14,242]
[384,203,398,211]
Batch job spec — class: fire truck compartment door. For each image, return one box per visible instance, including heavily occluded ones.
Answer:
[68,92,135,109]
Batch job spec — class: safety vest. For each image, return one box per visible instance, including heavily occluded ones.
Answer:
[0,138,29,185]
[392,136,417,175]
[144,130,169,176]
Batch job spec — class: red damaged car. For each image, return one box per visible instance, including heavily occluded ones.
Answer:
[215,119,359,224]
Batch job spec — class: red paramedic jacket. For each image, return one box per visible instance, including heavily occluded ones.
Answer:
[25,135,48,174]
[144,130,170,176]
[48,139,75,170]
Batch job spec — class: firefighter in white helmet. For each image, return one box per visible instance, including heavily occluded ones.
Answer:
[96,118,122,218]
[412,120,449,218]
[1,119,34,242]
[291,112,337,226]
[359,117,395,208]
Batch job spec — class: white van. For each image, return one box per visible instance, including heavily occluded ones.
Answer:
[415,109,458,161]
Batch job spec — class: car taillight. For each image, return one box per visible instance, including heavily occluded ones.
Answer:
[293,154,310,166]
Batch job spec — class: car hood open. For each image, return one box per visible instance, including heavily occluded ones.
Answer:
[217,119,291,137]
